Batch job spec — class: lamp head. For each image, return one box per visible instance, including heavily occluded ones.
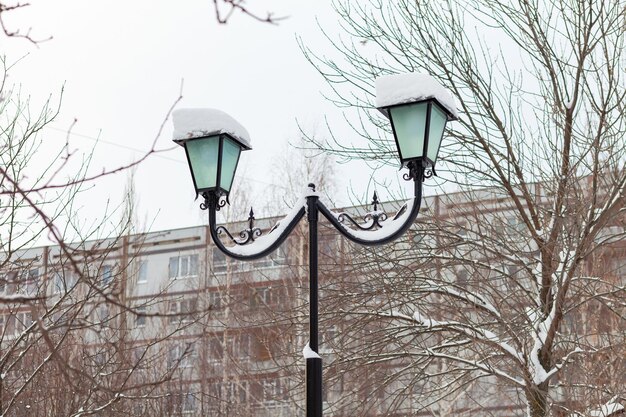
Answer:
[375,73,458,173]
[173,109,251,197]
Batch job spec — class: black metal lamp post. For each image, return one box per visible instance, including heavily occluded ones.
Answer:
[174,74,457,417]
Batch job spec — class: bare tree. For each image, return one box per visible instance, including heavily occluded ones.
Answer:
[212,0,286,25]
[300,1,626,416]
[0,0,284,45]
[0,52,218,416]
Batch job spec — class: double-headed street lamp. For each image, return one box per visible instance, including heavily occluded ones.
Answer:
[174,73,457,417]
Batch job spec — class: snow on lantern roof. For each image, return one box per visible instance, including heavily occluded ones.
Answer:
[375,73,459,120]
[172,108,252,149]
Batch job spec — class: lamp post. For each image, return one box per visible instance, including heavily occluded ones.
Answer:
[174,73,457,417]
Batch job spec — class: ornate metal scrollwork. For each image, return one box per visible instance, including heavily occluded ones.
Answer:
[402,159,434,182]
[201,191,228,211]
[337,191,389,231]
[215,207,263,245]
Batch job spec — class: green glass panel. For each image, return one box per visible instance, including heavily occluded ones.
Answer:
[220,136,241,192]
[389,102,428,161]
[426,103,448,163]
[186,136,219,191]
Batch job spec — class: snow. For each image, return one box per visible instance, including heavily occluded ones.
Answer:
[435,284,500,318]
[303,342,321,359]
[589,401,624,417]
[570,399,625,417]
[413,309,523,362]
[172,108,251,148]
[332,200,416,241]
[226,197,306,256]
[528,302,556,384]
[375,73,459,119]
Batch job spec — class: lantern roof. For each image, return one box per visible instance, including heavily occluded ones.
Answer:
[375,73,459,120]
[172,108,252,149]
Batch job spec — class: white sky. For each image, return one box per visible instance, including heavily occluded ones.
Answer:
[2,0,407,240]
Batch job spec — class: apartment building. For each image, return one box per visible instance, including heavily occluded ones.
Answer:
[1,187,624,416]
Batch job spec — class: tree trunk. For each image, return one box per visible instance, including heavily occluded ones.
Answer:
[527,382,549,417]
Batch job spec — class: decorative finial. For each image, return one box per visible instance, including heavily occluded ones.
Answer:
[248,207,255,230]
[372,191,379,212]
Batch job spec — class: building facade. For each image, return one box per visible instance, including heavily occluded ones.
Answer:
[1,187,624,416]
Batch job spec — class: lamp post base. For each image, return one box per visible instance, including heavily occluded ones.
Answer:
[306,357,323,417]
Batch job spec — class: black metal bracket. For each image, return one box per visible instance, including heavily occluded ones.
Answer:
[206,190,306,261]
[336,191,389,231]
[403,159,435,182]
[214,207,263,245]
[200,191,229,211]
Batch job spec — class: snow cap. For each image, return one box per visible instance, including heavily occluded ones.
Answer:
[302,342,321,359]
[172,108,252,149]
[375,73,459,119]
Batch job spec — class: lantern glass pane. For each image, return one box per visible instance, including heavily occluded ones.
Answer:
[220,136,241,192]
[186,136,219,191]
[426,103,448,163]
[389,102,428,161]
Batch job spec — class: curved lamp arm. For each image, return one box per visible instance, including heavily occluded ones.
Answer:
[205,160,429,257]
[205,192,306,261]
[318,171,423,246]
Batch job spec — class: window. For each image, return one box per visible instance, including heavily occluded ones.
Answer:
[456,222,468,237]
[0,313,30,337]
[53,272,64,294]
[17,311,33,330]
[169,254,199,279]
[94,351,106,366]
[5,315,15,335]
[132,347,144,364]
[97,305,110,322]
[168,342,197,369]
[457,268,469,287]
[321,325,339,347]
[412,232,424,245]
[212,248,227,273]
[207,338,224,362]
[101,264,113,286]
[135,305,147,327]
[169,299,197,324]
[253,246,287,269]
[1,271,16,295]
[223,381,247,403]
[506,264,522,279]
[26,268,39,294]
[250,286,272,308]
[137,261,148,284]
[182,392,196,413]
[262,378,287,403]
[226,333,251,359]
[506,215,525,233]
[180,343,197,368]
[53,270,77,294]
[208,291,222,309]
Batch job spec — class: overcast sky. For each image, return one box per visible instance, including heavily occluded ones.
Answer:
[3,0,406,240]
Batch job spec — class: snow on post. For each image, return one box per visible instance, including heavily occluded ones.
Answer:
[375,73,459,119]
[302,342,321,359]
[172,108,252,148]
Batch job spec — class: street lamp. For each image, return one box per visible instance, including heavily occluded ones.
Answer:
[174,73,457,417]
[173,108,252,199]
